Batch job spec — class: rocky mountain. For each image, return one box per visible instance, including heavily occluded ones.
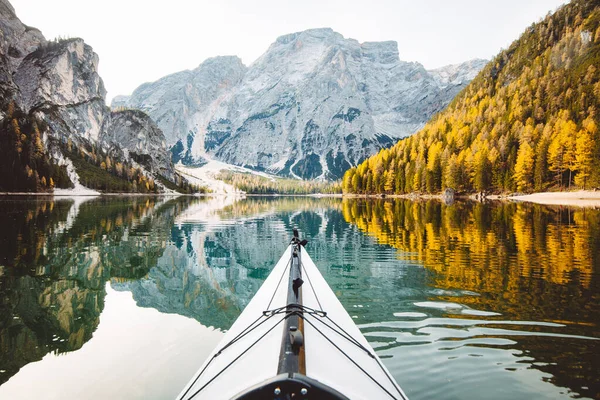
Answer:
[0,0,188,193]
[115,28,485,179]
[113,56,246,166]
[428,58,487,89]
[100,110,175,180]
[14,38,107,142]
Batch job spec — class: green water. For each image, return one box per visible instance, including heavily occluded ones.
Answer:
[0,196,598,399]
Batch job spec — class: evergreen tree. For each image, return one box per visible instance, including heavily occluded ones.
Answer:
[514,141,535,191]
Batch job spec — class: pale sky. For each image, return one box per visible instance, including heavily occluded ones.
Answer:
[10,0,567,103]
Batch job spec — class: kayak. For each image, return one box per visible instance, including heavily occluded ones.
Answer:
[178,231,408,400]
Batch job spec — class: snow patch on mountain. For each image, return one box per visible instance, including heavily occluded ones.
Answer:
[52,156,101,196]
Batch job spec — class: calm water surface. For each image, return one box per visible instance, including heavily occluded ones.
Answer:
[0,196,598,399]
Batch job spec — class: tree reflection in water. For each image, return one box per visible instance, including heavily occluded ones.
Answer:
[0,196,192,384]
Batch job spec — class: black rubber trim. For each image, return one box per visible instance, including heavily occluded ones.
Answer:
[231,373,350,400]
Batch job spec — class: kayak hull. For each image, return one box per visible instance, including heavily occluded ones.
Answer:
[178,243,407,400]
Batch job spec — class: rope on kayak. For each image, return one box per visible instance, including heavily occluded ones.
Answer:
[266,257,292,310]
[183,315,288,400]
[300,257,374,354]
[300,260,324,311]
[217,313,274,354]
[301,315,406,400]
[307,313,408,400]
[181,305,404,399]
[320,315,375,357]
[265,304,373,358]
[180,310,282,399]
[263,303,326,318]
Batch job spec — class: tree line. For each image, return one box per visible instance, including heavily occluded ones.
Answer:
[217,171,342,194]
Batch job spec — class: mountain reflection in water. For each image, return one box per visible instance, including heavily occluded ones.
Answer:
[0,196,598,400]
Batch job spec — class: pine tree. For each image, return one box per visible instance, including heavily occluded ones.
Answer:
[574,128,596,189]
[514,141,535,191]
[472,148,491,192]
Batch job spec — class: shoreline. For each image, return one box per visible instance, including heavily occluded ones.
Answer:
[343,190,600,208]
[1,190,599,208]
[344,190,600,208]
[505,190,600,208]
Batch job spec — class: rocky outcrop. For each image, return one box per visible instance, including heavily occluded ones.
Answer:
[14,38,107,142]
[116,28,486,179]
[0,0,44,108]
[0,0,44,68]
[101,110,175,180]
[14,39,105,110]
[0,0,183,191]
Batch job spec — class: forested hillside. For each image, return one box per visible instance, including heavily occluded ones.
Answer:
[343,0,600,195]
[0,102,71,192]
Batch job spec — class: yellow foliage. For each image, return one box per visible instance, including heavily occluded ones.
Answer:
[342,199,595,293]
[514,141,535,191]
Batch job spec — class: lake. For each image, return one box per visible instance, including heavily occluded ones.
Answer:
[0,196,598,399]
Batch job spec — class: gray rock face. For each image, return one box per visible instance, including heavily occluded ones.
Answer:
[116,28,486,179]
[101,110,175,180]
[110,94,130,108]
[116,56,247,164]
[15,39,105,110]
[0,0,44,70]
[429,59,488,88]
[0,0,181,189]
[0,0,44,108]
[14,38,107,141]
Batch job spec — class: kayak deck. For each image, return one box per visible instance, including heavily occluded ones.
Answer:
[178,239,407,400]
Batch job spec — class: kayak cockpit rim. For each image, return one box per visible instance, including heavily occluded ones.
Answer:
[230,373,350,400]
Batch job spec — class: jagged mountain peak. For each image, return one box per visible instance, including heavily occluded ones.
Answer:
[0,0,191,193]
[195,55,245,71]
[0,0,44,75]
[274,27,341,45]
[269,29,401,67]
[121,55,246,109]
